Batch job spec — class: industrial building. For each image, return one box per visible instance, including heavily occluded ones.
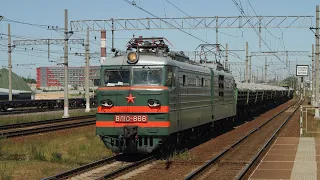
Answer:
[0,68,32,100]
[36,66,100,89]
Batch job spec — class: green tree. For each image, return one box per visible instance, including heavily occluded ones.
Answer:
[21,77,36,84]
[281,76,297,90]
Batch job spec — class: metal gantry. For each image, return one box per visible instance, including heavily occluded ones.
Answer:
[13,39,84,63]
[13,39,84,46]
[251,51,310,57]
[70,15,313,52]
[70,16,313,31]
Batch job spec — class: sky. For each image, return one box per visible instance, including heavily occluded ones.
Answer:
[0,0,318,82]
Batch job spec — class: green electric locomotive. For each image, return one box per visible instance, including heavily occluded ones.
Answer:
[96,37,237,154]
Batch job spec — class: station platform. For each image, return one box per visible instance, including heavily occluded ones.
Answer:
[249,137,319,180]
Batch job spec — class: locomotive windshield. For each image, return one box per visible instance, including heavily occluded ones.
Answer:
[103,67,163,86]
[133,68,162,85]
[104,70,130,86]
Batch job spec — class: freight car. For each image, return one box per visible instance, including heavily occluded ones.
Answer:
[0,97,97,111]
[236,83,293,120]
[95,37,292,154]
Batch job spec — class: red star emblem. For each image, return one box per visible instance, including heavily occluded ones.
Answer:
[125,93,136,104]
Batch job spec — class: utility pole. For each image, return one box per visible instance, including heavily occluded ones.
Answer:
[249,56,252,83]
[252,72,255,83]
[225,43,228,69]
[265,57,267,83]
[286,52,289,68]
[289,60,293,89]
[256,69,258,83]
[315,5,320,118]
[8,24,12,101]
[243,70,245,83]
[312,44,315,106]
[216,16,218,44]
[85,27,90,112]
[259,16,262,52]
[246,42,249,83]
[301,77,304,99]
[261,66,263,83]
[111,18,115,50]
[63,9,69,118]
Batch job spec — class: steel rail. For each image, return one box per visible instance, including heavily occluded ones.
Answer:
[1,119,95,138]
[0,115,95,131]
[184,99,301,180]
[99,155,155,180]
[0,106,95,116]
[235,99,304,180]
[0,117,95,138]
[42,154,121,180]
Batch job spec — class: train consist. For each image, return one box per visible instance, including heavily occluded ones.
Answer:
[0,98,97,111]
[96,37,293,154]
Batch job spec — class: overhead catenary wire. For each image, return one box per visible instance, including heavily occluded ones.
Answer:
[164,0,265,71]
[165,0,242,38]
[2,18,58,30]
[123,0,212,45]
[246,0,293,76]
[232,0,285,66]
[232,0,287,79]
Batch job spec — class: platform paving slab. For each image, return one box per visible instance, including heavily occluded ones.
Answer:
[249,137,318,180]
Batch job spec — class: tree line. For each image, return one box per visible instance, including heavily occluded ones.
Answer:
[21,77,36,84]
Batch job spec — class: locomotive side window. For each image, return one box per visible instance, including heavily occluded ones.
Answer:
[201,78,204,87]
[104,70,130,86]
[218,75,224,98]
[166,67,174,86]
[183,75,186,86]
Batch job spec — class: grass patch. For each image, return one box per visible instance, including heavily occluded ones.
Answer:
[51,152,63,162]
[172,150,190,161]
[0,162,13,180]
[0,126,112,179]
[0,109,97,126]
[31,144,46,161]
[0,161,75,180]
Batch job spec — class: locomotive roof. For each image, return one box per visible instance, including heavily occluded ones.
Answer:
[102,53,233,77]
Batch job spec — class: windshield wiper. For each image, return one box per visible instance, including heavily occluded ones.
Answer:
[147,67,160,78]
[117,68,123,82]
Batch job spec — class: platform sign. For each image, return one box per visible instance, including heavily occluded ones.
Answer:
[296,65,309,76]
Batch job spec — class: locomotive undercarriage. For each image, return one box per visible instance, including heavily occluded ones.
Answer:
[100,126,165,154]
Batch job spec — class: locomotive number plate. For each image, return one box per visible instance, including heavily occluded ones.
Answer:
[114,115,148,123]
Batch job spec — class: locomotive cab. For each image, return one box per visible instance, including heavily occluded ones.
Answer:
[96,37,174,154]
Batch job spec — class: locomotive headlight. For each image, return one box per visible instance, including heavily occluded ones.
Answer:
[148,99,160,107]
[101,99,113,107]
[127,52,138,64]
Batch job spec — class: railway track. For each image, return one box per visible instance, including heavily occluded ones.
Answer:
[43,154,155,180]
[0,106,95,116]
[40,100,297,180]
[184,98,303,180]
[0,115,95,138]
